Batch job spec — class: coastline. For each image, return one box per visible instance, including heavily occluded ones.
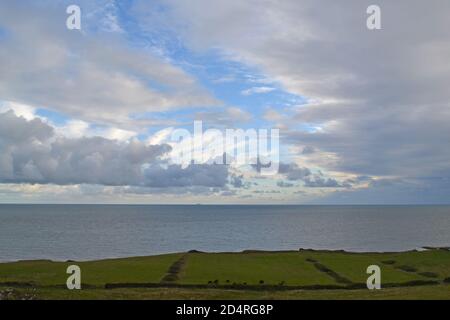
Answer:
[2,248,450,300]
[1,246,447,264]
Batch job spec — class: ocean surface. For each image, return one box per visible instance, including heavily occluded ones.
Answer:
[1,205,450,262]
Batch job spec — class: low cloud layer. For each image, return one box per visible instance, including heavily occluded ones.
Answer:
[0,111,231,190]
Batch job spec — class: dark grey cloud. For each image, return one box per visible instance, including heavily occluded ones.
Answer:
[303,176,350,189]
[256,161,351,188]
[143,163,228,188]
[278,163,311,181]
[315,177,450,205]
[253,190,281,194]
[109,185,224,196]
[230,174,245,188]
[279,163,350,188]
[276,181,294,188]
[0,111,231,189]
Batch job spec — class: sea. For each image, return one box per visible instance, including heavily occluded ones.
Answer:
[1,204,450,262]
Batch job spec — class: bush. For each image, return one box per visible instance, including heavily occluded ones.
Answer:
[162,274,178,282]
[418,272,439,278]
[381,260,396,265]
[384,280,439,288]
[314,262,332,273]
[396,265,418,273]
[259,280,265,285]
[313,262,352,284]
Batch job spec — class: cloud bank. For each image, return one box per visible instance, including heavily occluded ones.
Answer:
[0,111,231,190]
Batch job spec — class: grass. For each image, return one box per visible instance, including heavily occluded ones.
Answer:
[377,250,450,278]
[1,249,450,299]
[0,254,182,287]
[3,285,450,300]
[303,251,428,284]
[178,252,336,286]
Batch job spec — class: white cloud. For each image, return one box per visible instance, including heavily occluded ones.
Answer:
[55,120,90,139]
[147,127,175,146]
[0,1,219,129]
[0,101,36,121]
[156,0,450,181]
[100,128,137,141]
[241,86,275,96]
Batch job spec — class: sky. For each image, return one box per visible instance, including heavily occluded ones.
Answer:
[0,0,450,204]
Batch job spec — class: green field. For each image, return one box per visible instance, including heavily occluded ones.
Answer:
[0,254,182,287]
[1,249,450,300]
[179,252,336,286]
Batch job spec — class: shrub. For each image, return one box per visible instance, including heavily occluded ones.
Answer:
[396,265,418,273]
[381,260,396,265]
[314,262,332,273]
[385,280,439,287]
[162,274,178,282]
[313,262,352,284]
[418,272,439,278]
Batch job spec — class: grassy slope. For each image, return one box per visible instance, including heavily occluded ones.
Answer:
[305,251,427,283]
[179,252,336,286]
[377,250,450,278]
[0,254,182,286]
[1,250,450,299]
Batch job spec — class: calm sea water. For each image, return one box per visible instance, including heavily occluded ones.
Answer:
[1,205,450,262]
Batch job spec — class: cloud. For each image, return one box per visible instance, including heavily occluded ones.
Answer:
[315,177,450,205]
[0,111,232,190]
[263,108,285,123]
[2,1,450,203]
[303,176,350,188]
[153,0,450,200]
[276,180,294,188]
[0,1,218,129]
[241,87,275,96]
[230,174,245,188]
[0,101,36,121]
[143,163,229,188]
[278,163,311,181]
[276,162,350,188]
[193,107,252,126]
